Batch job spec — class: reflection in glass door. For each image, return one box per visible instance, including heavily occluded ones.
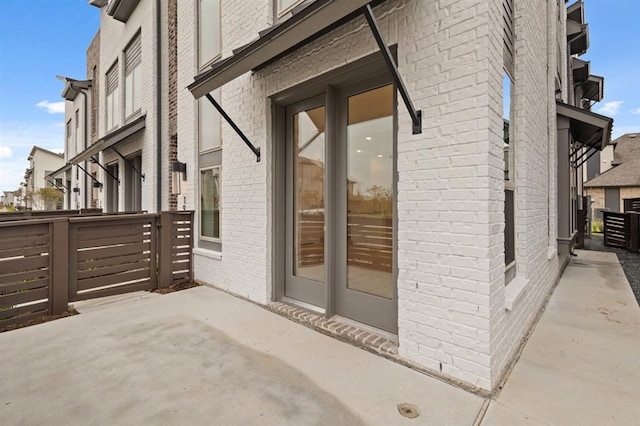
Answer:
[336,83,397,333]
[346,84,394,299]
[285,99,326,307]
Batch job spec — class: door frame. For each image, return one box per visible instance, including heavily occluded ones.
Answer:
[271,50,398,332]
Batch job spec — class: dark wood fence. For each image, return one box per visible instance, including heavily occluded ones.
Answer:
[0,209,103,221]
[0,211,193,328]
[624,197,640,213]
[603,211,639,253]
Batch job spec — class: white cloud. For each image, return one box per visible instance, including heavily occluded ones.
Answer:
[630,108,640,115]
[0,121,64,193]
[0,145,12,159]
[596,101,624,116]
[35,100,65,114]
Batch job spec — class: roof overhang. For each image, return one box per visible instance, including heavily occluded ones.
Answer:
[567,0,585,25]
[45,163,72,179]
[567,22,589,56]
[69,114,146,164]
[188,0,383,99]
[557,101,613,151]
[580,75,604,102]
[88,0,108,7]
[106,0,141,23]
[56,76,92,101]
[571,57,590,84]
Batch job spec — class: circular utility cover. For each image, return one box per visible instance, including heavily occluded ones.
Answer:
[397,403,420,419]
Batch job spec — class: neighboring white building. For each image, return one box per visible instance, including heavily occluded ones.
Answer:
[24,146,65,210]
[53,0,174,213]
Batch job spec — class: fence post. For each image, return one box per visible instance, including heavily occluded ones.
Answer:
[158,211,173,288]
[629,212,639,253]
[189,210,194,282]
[603,211,609,247]
[50,219,69,315]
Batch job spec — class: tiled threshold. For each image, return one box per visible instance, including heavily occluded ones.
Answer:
[267,302,399,357]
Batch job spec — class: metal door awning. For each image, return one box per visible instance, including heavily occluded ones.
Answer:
[77,163,104,188]
[69,114,146,165]
[557,101,613,168]
[188,0,423,162]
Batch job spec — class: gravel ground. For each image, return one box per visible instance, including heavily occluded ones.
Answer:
[582,235,640,307]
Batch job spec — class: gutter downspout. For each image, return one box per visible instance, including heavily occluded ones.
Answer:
[156,0,162,213]
[79,90,89,209]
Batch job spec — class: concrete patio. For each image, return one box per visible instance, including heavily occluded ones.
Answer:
[2,249,639,425]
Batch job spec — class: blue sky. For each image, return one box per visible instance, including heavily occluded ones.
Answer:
[0,1,639,195]
[0,1,99,194]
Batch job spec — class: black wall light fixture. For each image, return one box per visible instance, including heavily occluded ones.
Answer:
[171,161,187,195]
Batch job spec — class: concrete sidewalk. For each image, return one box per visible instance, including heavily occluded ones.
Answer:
[481,250,640,425]
[2,249,639,425]
[1,287,484,425]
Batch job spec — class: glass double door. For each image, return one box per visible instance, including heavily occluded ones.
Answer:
[284,83,397,333]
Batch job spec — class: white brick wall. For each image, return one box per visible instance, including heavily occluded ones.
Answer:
[97,0,167,212]
[488,0,565,390]
[177,0,569,391]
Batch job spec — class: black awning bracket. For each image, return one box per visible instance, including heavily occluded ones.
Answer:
[45,177,68,193]
[110,147,146,181]
[205,93,261,162]
[574,146,599,168]
[362,4,422,135]
[90,156,120,184]
[77,163,104,188]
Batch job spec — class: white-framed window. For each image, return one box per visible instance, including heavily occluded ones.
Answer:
[105,61,120,131]
[124,32,142,119]
[276,0,303,17]
[75,109,81,153]
[199,89,221,153]
[503,72,516,273]
[66,119,72,157]
[200,166,221,241]
[198,0,221,68]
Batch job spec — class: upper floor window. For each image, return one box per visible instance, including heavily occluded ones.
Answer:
[276,0,303,17]
[106,62,120,131]
[199,0,221,68]
[200,166,221,241]
[66,119,72,156]
[75,109,81,153]
[124,32,142,119]
[199,89,221,152]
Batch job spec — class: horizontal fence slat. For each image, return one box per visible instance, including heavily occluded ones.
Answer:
[0,269,49,286]
[76,224,148,241]
[77,232,149,249]
[0,244,49,259]
[77,242,150,262]
[78,269,150,292]
[0,234,49,251]
[0,223,50,239]
[0,300,49,321]
[172,271,190,280]
[0,255,48,276]
[77,260,150,280]
[74,281,152,301]
[0,309,49,328]
[78,252,149,270]
[0,278,49,295]
[0,287,48,307]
